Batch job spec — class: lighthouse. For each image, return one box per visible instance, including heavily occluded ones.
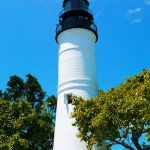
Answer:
[54,0,106,150]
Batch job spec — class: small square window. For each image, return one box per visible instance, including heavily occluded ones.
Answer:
[64,93,73,114]
[67,94,72,104]
[64,93,73,105]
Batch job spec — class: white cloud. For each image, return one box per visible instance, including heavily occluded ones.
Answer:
[131,18,142,24]
[146,0,150,5]
[127,8,142,24]
[127,8,142,15]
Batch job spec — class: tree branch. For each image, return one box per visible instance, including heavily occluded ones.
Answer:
[132,131,143,150]
[114,140,135,150]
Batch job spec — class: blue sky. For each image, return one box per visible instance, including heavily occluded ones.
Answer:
[0,0,150,149]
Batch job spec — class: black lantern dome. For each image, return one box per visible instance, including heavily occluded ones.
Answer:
[56,0,98,41]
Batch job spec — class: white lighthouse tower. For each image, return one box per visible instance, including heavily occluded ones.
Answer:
[54,0,106,150]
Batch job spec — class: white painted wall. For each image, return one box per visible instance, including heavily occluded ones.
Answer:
[53,28,107,150]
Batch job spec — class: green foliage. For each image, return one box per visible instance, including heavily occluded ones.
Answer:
[0,74,57,150]
[3,74,46,110]
[71,69,150,150]
[0,90,3,98]
[25,74,45,107]
[46,96,57,116]
[6,75,25,101]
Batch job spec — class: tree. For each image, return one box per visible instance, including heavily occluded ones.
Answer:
[0,74,57,150]
[71,69,150,150]
[0,90,3,98]
[6,75,25,101]
[46,96,57,118]
[3,74,46,110]
[25,74,45,109]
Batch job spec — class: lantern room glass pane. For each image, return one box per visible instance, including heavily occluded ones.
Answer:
[64,0,71,9]
[72,0,79,9]
[63,0,89,12]
[80,1,88,9]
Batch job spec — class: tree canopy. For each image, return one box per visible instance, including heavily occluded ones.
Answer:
[71,69,150,150]
[0,74,57,150]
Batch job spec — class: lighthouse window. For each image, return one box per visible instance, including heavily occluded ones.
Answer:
[67,94,73,104]
[64,93,73,105]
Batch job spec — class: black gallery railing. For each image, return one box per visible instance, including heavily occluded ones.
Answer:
[56,22,97,35]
